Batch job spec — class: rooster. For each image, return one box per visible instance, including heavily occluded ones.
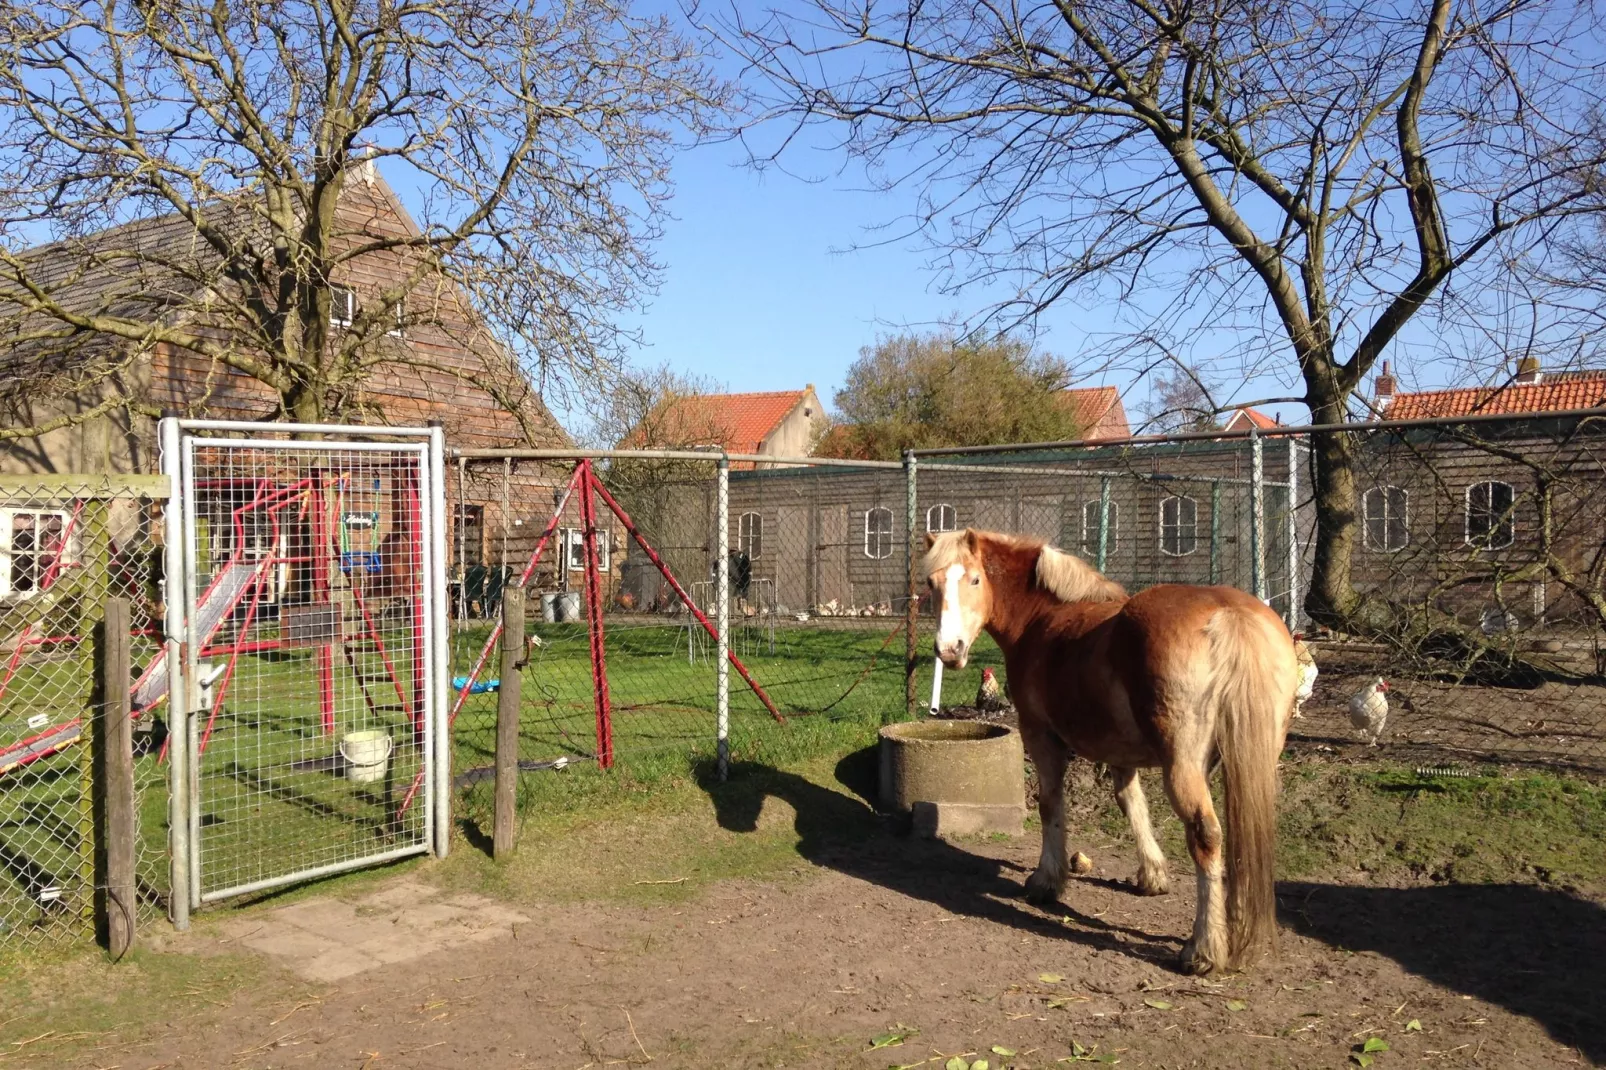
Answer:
[1292,635,1319,719]
[1348,678,1389,745]
[976,667,1012,716]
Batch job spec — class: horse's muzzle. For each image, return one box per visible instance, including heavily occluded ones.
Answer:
[934,638,969,670]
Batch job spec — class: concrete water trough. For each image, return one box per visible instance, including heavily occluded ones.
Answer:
[878,720,1026,838]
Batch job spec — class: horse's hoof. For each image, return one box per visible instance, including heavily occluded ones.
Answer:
[1177,938,1223,977]
[1023,869,1064,906]
[1133,869,1169,896]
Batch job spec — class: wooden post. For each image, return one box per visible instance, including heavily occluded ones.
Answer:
[493,585,525,859]
[96,597,136,958]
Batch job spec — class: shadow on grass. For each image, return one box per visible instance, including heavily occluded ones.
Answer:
[696,749,1183,969]
[1278,880,1605,1062]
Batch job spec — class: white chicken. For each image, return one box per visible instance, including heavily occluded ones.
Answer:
[1348,677,1389,745]
[1292,635,1318,719]
[975,667,1012,716]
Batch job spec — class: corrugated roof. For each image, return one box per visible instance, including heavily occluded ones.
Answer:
[1385,372,1606,420]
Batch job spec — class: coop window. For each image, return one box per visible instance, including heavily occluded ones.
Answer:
[926,503,956,533]
[563,528,610,572]
[329,285,357,328]
[864,507,894,559]
[0,509,75,599]
[1081,499,1119,554]
[1364,485,1409,553]
[737,511,763,558]
[1466,480,1515,550]
[1159,495,1198,557]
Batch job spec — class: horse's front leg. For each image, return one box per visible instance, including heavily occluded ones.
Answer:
[1111,767,1169,896]
[1021,720,1071,905]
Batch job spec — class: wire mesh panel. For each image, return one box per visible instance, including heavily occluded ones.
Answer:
[179,433,441,903]
[0,476,169,948]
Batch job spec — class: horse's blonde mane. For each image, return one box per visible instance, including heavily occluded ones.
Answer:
[921,529,1126,604]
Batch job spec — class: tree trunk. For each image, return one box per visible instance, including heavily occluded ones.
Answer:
[1303,380,1361,627]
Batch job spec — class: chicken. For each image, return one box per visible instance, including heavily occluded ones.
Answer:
[976,667,1012,715]
[1348,677,1389,745]
[1291,635,1318,719]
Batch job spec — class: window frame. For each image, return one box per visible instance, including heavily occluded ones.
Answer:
[925,503,957,534]
[1363,484,1410,553]
[561,527,611,573]
[0,508,76,599]
[737,511,763,558]
[1465,480,1516,551]
[1158,494,1199,558]
[385,295,406,337]
[864,506,894,560]
[329,285,357,328]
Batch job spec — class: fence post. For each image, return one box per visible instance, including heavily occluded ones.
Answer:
[96,597,135,957]
[1096,476,1112,573]
[1209,480,1222,585]
[716,457,730,781]
[428,421,451,861]
[159,414,191,930]
[1286,435,1301,629]
[903,451,918,723]
[1250,429,1267,601]
[494,586,524,860]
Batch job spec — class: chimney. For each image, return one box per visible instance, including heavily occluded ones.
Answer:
[1515,355,1541,385]
[1375,359,1397,410]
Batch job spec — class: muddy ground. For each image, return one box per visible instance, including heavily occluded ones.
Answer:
[14,753,1601,1070]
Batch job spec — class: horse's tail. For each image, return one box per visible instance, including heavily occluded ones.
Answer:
[1207,603,1294,968]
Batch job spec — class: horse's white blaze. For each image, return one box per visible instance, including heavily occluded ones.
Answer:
[935,563,970,667]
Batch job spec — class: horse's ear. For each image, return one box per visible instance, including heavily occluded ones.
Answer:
[964,528,979,555]
[924,531,937,551]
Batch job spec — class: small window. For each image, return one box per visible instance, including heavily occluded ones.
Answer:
[0,509,75,598]
[1466,481,1515,550]
[926,503,956,533]
[737,511,763,558]
[1364,486,1409,552]
[386,296,406,337]
[562,527,611,572]
[1081,499,1119,554]
[330,285,357,328]
[864,507,894,559]
[1159,495,1198,557]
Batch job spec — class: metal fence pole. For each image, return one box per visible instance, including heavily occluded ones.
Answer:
[429,424,451,860]
[903,451,918,723]
[1286,435,1301,629]
[1096,476,1112,573]
[159,415,190,930]
[716,457,730,781]
[494,586,524,860]
[1209,480,1222,585]
[1250,429,1267,601]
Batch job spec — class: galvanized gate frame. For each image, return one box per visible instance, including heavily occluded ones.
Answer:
[160,418,449,929]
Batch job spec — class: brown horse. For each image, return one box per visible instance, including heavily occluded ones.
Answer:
[923,529,1298,974]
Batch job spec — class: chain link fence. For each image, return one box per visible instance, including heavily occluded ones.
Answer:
[0,475,170,948]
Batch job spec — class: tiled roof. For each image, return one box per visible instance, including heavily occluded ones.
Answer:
[627,390,809,454]
[1223,407,1279,431]
[1385,372,1606,420]
[1058,385,1131,441]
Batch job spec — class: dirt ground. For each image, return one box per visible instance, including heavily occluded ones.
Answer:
[18,756,1602,1070]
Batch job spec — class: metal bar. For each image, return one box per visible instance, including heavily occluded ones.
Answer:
[180,432,202,913]
[454,447,906,469]
[1250,431,1267,601]
[1286,436,1301,629]
[456,455,467,622]
[159,416,189,930]
[427,424,450,860]
[579,461,613,770]
[903,451,918,723]
[910,405,1606,455]
[1209,481,1222,585]
[1096,476,1112,573]
[494,586,524,859]
[175,420,434,437]
[199,843,431,904]
[716,458,731,780]
[184,438,430,453]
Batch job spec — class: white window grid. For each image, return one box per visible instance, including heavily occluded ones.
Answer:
[864,507,894,559]
[926,503,956,533]
[1364,485,1410,553]
[1159,494,1198,557]
[563,527,611,572]
[1465,480,1516,550]
[1081,499,1119,553]
[0,508,75,598]
[737,511,763,558]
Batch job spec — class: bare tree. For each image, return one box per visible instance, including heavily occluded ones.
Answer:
[0,0,725,431]
[1141,360,1221,434]
[713,0,1606,627]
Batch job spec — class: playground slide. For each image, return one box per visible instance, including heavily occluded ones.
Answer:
[131,559,264,711]
[0,559,266,778]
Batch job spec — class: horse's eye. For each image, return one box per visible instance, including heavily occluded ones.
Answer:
[970,575,981,586]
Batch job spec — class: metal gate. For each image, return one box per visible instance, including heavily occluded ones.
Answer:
[160,419,448,919]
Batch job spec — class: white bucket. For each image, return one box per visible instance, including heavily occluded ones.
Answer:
[339,729,394,785]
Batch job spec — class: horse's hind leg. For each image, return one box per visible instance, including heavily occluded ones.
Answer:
[1021,720,1071,905]
[1111,767,1168,896]
[1162,760,1228,975]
